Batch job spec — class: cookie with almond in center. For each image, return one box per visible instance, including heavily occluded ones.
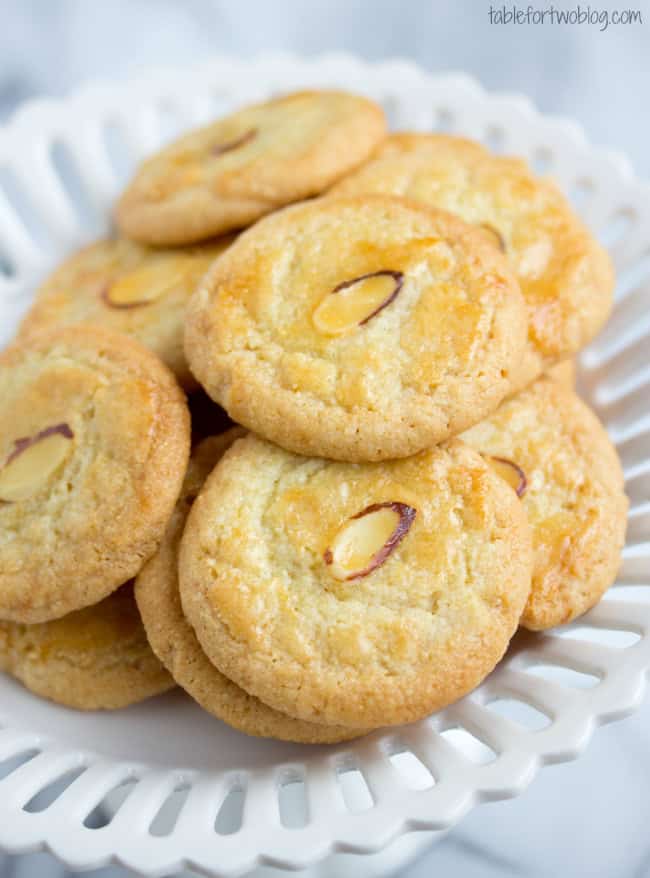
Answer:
[178,434,533,728]
[185,195,528,461]
[19,236,233,389]
[116,89,387,245]
[0,327,190,623]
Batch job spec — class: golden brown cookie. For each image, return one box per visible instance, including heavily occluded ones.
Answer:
[136,431,367,742]
[0,326,190,623]
[185,195,527,461]
[330,134,614,388]
[19,237,233,389]
[461,379,627,630]
[116,90,387,245]
[547,359,576,389]
[179,434,533,728]
[0,583,174,710]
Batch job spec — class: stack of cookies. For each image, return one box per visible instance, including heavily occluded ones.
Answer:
[0,90,627,742]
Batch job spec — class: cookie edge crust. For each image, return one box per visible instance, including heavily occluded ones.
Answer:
[0,588,175,711]
[0,642,174,710]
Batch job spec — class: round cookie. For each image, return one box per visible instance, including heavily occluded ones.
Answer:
[136,431,367,743]
[116,90,387,245]
[330,134,614,389]
[0,583,174,710]
[461,378,627,630]
[185,195,527,461]
[0,326,190,623]
[18,237,233,389]
[179,434,533,728]
[547,359,576,389]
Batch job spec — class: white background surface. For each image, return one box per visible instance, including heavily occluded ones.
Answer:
[0,1,649,876]
[1,0,650,176]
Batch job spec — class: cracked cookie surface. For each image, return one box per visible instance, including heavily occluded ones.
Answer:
[330,134,614,389]
[0,326,190,623]
[461,378,627,629]
[116,90,387,245]
[179,434,533,728]
[185,195,528,461]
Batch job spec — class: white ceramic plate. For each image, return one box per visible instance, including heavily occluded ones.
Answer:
[1,53,649,878]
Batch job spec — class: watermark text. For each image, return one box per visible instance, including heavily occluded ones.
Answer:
[488,5,643,30]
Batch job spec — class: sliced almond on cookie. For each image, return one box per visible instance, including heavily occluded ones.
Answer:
[212,128,257,157]
[324,501,416,581]
[0,423,74,502]
[313,270,403,336]
[479,223,506,253]
[488,456,527,497]
[102,260,191,309]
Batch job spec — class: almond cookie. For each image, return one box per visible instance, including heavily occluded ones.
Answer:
[185,195,527,461]
[179,434,533,728]
[547,359,576,389]
[0,583,174,710]
[330,134,614,389]
[0,326,190,623]
[136,431,367,742]
[18,237,233,389]
[116,90,387,245]
[461,379,627,630]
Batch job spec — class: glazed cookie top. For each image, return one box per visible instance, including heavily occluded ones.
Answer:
[0,583,174,710]
[0,326,190,623]
[179,434,533,728]
[461,379,627,630]
[136,431,367,743]
[19,237,233,389]
[116,90,387,245]
[185,195,527,461]
[330,134,614,387]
